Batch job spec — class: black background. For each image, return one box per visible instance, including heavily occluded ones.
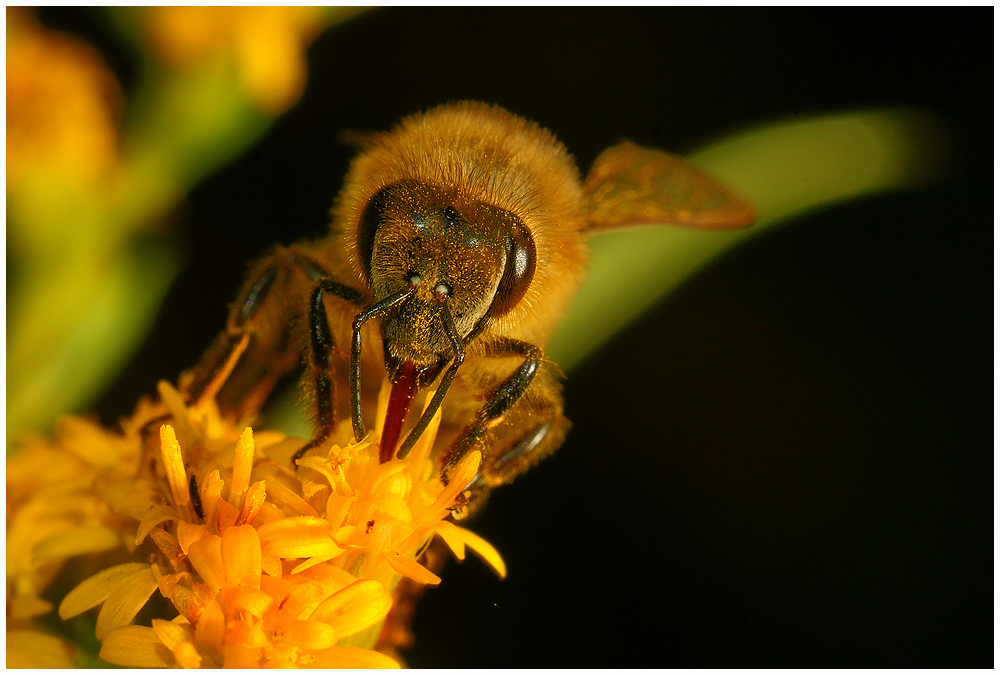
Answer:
[42,8,991,668]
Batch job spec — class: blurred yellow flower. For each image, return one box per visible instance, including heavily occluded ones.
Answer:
[6,630,77,668]
[6,8,123,190]
[144,6,327,112]
[6,411,142,668]
[7,374,503,667]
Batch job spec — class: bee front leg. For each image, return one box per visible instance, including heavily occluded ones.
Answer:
[441,338,570,491]
[291,278,365,463]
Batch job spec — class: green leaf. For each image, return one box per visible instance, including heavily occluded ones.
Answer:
[548,108,948,370]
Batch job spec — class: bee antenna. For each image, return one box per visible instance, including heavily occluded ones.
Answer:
[350,287,416,441]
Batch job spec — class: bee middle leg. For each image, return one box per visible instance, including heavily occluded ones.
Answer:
[183,246,363,452]
[441,338,570,491]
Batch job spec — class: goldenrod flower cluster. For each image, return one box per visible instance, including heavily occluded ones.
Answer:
[143,6,328,113]
[8,381,504,668]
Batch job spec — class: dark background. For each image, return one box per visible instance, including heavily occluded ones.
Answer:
[44,8,991,668]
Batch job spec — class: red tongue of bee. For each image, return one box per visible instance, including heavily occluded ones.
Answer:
[380,360,418,463]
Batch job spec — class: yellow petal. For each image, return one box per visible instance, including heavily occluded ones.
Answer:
[259,573,293,598]
[265,437,309,468]
[229,616,270,650]
[266,537,342,561]
[376,494,413,524]
[59,562,151,619]
[333,525,363,548]
[8,593,53,620]
[218,586,274,619]
[176,519,210,554]
[148,528,184,566]
[296,454,338,486]
[428,450,481,515]
[450,449,481,494]
[174,641,204,668]
[151,617,194,650]
[33,524,120,561]
[187,534,225,592]
[193,598,225,649]
[236,480,266,525]
[268,577,327,620]
[58,416,130,468]
[385,550,442,586]
[261,552,283,578]
[253,429,288,449]
[309,579,392,636]
[221,524,262,589]
[257,515,333,541]
[100,625,173,667]
[154,570,198,621]
[135,504,178,545]
[215,497,240,532]
[374,377,392,432]
[325,493,352,529]
[289,549,344,575]
[283,619,338,650]
[406,391,443,474]
[453,526,507,580]
[229,426,255,505]
[310,645,401,669]
[298,563,358,596]
[95,565,160,639]
[200,469,225,528]
[6,630,75,668]
[157,381,195,442]
[103,480,159,521]
[433,520,466,561]
[159,425,189,508]
[369,463,412,501]
[222,619,266,667]
[262,474,319,516]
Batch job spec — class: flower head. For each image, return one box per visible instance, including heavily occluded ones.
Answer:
[143,6,331,112]
[6,8,123,191]
[9,377,504,667]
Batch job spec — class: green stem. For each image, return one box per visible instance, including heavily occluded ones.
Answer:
[547,108,947,370]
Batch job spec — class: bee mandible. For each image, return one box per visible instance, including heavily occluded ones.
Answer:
[185,101,753,497]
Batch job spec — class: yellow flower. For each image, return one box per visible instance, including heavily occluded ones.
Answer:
[6,8,123,190]
[6,630,76,668]
[143,6,328,112]
[10,377,504,667]
[6,411,142,668]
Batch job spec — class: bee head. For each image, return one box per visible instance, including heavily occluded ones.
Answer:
[357,180,535,367]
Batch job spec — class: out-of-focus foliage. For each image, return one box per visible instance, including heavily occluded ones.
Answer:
[7,7,364,439]
[7,7,947,443]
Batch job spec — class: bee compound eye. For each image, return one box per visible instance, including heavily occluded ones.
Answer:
[485,217,536,319]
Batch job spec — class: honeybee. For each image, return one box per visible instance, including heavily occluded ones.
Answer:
[185,101,753,497]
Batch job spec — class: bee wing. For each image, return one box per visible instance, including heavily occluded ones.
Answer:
[581,141,755,233]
